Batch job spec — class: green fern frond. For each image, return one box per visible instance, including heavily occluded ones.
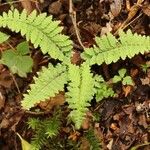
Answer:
[94,75,114,102]
[82,30,150,65]
[66,63,95,129]
[22,64,68,110]
[84,129,101,150]
[0,9,72,62]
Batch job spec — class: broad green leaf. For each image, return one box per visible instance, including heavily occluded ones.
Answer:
[16,41,29,55]
[17,133,31,150]
[0,31,10,44]
[118,68,126,78]
[0,42,33,77]
[122,76,133,85]
[113,75,122,83]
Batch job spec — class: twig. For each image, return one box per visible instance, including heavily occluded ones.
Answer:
[25,110,52,115]
[114,0,144,35]
[0,0,38,7]
[10,72,21,94]
[69,0,85,49]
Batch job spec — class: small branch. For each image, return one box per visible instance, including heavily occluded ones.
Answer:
[10,72,21,94]
[69,0,85,49]
[25,110,52,115]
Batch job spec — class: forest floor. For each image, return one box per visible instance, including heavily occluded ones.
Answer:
[0,0,150,150]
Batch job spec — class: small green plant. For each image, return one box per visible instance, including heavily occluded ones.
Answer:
[141,63,150,73]
[94,75,114,101]
[0,41,33,77]
[27,114,60,150]
[113,68,133,85]
[0,31,9,43]
[0,9,149,129]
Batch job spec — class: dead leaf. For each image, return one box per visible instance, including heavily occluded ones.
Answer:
[110,0,122,17]
[48,1,62,15]
[0,92,5,110]
[71,50,82,65]
[101,22,112,36]
[80,137,90,150]
[68,131,80,141]
[0,70,13,88]
[140,77,150,85]
[17,133,31,150]
[123,85,132,97]
[138,114,148,128]
[38,92,65,110]
[130,69,139,78]
[142,4,150,16]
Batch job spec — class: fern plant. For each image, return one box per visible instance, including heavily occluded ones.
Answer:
[66,63,95,129]
[0,9,150,129]
[0,9,72,63]
[94,75,114,102]
[81,30,150,65]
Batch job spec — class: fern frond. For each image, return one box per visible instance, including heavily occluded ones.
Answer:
[82,30,150,65]
[94,75,114,102]
[66,63,95,129]
[22,64,68,110]
[0,9,72,62]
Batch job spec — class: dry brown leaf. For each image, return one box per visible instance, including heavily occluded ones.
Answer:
[68,131,80,141]
[0,92,5,110]
[140,77,150,85]
[142,4,150,16]
[123,85,132,97]
[80,137,90,150]
[0,70,13,88]
[130,68,139,78]
[71,50,81,65]
[110,0,122,17]
[48,1,62,15]
[38,91,65,110]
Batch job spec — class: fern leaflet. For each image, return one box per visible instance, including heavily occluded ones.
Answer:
[22,64,68,110]
[66,63,95,129]
[0,9,72,63]
[82,30,150,65]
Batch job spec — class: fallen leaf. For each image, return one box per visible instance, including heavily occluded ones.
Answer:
[68,131,80,141]
[123,85,132,97]
[140,77,150,85]
[142,3,150,16]
[110,0,122,17]
[0,92,5,110]
[0,70,13,88]
[130,69,138,77]
[17,133,32,150]
[38,92,65,110]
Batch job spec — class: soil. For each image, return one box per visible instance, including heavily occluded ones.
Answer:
[0,0,150,150]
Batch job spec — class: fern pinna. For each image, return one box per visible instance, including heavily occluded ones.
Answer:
[67,63,95,129]
[82,30,150,65]
[0,9,72,63]
[22,64,68,109]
